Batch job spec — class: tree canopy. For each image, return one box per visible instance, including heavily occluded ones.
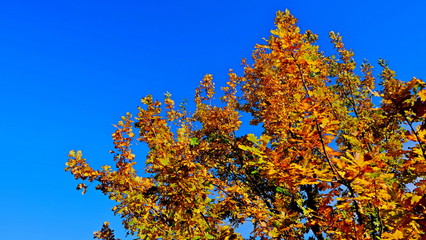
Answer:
[66,10,426,239]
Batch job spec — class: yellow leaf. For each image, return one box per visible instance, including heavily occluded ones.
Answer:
[419,89,426,101]
[160,158,170,165]
[260,135,271,144]
[298,179,319,185]
[247,134,258,143]
[411,195,422,204]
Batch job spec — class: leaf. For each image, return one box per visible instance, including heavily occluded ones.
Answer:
[76,183,87,195]
[276,186,290,196]
[206,234,215,239]
[247,133,258,143]
[160,158,170,165]
[190,137,200,146]
[419,89,426,101]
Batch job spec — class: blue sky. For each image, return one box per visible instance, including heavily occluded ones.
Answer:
[0,1,425,239]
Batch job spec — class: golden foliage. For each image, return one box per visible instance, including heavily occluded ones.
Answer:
[66,10,426,239]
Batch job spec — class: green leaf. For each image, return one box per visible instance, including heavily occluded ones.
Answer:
[276,186,290,196]
[190,137,200,146]
[206,234,215,239]
[276,186,285,193]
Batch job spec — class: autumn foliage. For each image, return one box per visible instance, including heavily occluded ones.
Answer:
[66,10,426,239]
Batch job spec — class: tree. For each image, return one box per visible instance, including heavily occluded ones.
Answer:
[66,10,426,239]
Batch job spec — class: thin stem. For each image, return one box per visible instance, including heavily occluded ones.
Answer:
[293,56,365,226]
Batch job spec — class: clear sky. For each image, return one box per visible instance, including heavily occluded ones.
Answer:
[0,1,425,239]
